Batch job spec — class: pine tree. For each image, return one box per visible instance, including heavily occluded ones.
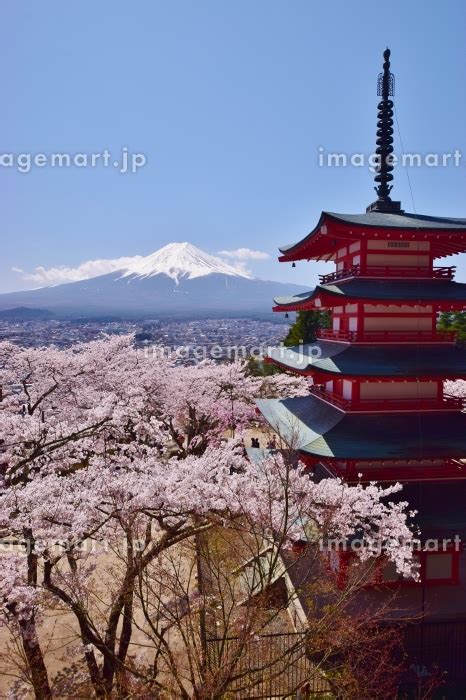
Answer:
[245,355,283,376]
[438,311,466,341]
[283,310,330,347]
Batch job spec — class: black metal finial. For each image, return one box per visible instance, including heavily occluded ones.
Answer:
[366,48,403,213]
[377,48,394,100]
[374,48,394,201]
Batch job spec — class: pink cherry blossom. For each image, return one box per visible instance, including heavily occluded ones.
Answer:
[0,336,414,696]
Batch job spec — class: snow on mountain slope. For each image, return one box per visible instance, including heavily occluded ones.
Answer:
[0,241,310,317]
[120,242,251,283]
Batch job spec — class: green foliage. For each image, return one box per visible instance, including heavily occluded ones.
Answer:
[246,310,330,375]
[438,311,466,341]
[245,355,283,376]
[283,310,330,347]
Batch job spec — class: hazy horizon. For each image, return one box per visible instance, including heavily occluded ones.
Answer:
[3,1,466,293]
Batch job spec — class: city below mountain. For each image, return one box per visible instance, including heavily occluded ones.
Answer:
[0,242,308,319]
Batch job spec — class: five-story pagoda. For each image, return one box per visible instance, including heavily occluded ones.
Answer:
[257,49,466,488]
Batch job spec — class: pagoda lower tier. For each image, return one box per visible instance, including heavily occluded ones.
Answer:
[267,341,466,380]
[256,394,466,483]
[273,278,466,313]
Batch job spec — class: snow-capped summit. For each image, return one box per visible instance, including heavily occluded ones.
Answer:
[0,241,309,318]
[121,242,251,284]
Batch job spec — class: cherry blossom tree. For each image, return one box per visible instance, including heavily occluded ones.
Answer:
[144,348,308,453]
[444,378,466,399]
[0,337,415,698]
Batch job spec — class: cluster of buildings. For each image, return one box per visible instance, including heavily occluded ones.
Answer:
[0,317,289,360]
[138,318,288,362]
[0,319,139,347]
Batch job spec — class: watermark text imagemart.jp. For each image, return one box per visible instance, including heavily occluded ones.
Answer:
[0,147,147,174]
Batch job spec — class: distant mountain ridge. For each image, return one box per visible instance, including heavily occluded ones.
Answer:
[1,242,308,319]
[0,307,56,321]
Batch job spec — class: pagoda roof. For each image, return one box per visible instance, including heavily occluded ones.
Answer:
[267,341,466,378]
[397,481,466,539]
[273,279,466,311]
[256,395,466,459]
[279,211,466,261]
[326,211,466,231]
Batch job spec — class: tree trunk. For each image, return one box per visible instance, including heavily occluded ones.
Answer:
[18,617,52,700]
[20,531,52,699]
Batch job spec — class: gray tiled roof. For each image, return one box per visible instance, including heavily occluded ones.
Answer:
[279,211,466,254]
[327,211,466,230]
[274,279,466,307]
[256,395,466,459]
[398,482,466,538]
[268,342,466,377]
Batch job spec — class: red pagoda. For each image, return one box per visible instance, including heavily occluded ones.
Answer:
[256,48,466,635]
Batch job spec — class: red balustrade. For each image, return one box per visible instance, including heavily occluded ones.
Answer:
[317,329,355,341]
[310,384,465,412]
[316,328,457,343]
[319,265,456,285]
[319,265,360,284]
[310,384,351,409]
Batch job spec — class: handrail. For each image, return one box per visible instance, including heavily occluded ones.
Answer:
[317,329,355,341]
[316,328,457,343]
[319,264,456,285]
[310,385,464,412]
[319,265,361,284]
[310,385,351,409]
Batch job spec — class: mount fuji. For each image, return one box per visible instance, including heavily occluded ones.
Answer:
[1,242,308,319]
[120,242,253,283]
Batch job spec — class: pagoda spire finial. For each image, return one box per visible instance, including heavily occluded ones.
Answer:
[366,48,403,213]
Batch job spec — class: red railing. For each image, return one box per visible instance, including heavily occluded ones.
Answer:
[310,385,465,412]
[363,265,456,279]
[316,328,457,343]
[317,329,356,342]
[310,384,351,409]
[319,264,456,285]
[353,394,465,412]
[363,330,457,343]
[319,265,359,284]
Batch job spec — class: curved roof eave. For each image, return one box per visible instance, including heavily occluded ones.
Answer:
[256,396,466,460]
[278,211,466,258]
[267,343,466,378]
[273,280,466,310]
[278,212,326,255]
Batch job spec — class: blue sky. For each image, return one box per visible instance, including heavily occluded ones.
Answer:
[2,0,466,291]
